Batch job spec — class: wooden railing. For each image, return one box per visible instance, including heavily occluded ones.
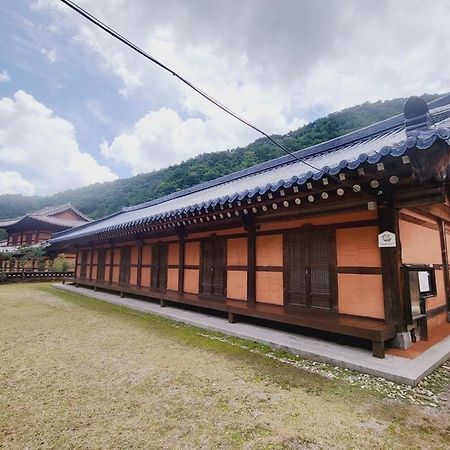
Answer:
[0,271,75,283]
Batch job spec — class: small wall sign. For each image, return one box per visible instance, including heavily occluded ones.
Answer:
[378,231,396,248]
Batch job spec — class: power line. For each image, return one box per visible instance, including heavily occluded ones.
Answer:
[59,0,369,197]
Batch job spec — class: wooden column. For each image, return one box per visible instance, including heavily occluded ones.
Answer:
[378,204,404,330]
[439,220,450,320]
[74,246,79,277]
[136,240,143,289]
[89,245,94,281]
[178,232,186,295]
[109,242,115,285]
[246,221,256,306]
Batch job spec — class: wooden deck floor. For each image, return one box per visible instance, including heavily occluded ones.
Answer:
[386,322,450,359]
[71,279,396,357]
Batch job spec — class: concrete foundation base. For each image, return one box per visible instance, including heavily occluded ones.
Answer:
[392,332,413,349]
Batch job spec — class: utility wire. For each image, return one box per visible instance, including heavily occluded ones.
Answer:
[59,0,371,197]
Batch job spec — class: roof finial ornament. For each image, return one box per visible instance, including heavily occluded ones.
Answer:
[404,96,431,135]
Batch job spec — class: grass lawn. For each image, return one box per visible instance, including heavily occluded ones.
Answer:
[0,283,449,449]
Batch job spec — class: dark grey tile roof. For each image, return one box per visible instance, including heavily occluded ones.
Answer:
[0,203,89,229]
[33,202,91,222]
[51,95,450,244]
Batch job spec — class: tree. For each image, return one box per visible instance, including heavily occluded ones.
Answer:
[52,254,71,272]
[15,245,46,272]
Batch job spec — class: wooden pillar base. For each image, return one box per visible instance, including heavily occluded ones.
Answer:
[372,341,385,358]
[228,312,237,323]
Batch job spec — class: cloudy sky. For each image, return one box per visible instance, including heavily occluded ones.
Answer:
[0,0,449,196]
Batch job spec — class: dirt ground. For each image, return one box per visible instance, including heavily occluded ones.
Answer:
[0,283,449,449]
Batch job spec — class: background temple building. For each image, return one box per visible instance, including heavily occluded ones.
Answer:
[0,203,90,272]
[50,95,450,358]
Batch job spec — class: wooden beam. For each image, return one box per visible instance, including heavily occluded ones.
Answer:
[378,204,404,330]
[178,232,186,295]
[399,212,438,230]
[136,240,143,289]
[89,245,94,281]
[439,220,450,320]
[74,245,80,278]
[393,182,445,208]
[228,312,237,323]
[109,242,115,285]
[415,203,450,223]
[246,221,256,305]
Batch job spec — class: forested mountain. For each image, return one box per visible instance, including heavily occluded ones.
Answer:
[0,94,439,221]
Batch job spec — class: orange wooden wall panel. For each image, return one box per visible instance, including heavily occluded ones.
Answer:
[259,209,377,232]
[131,247,139,265]
[168,243,180,265]
[427,270,447,310]
[184,269,199,294]
[130,267,138,286]
[104,265,111,282]
[142,246,152,265]
[140,268,151,287]
[185,242,200,266]
[399,220,442,265]
[112,267,119,283]
[256,271,283,305]
[189,227,245,239]
[167,268,179,291]
[427,312,447,330]
[113,250,121,265]
[338,274,385,319]
[227,271,247,300]
[227,238,248,266]
[336,226,381,267]
[256,235,283,267]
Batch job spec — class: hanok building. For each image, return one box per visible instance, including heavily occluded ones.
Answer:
[0,203,90,271]
[50,95,450,358]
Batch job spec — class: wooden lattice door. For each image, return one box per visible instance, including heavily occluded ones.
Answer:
[285,230,335,309]
[200,238,226,298]
[119,247,131,286]
[97,248,106,281]
[151,243,168,291]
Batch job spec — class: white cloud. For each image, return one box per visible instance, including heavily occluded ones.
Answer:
[32,0,450,175]
[101,105,304,174]
[74,25,143,96]
[86,99,110,125]
[41,47,57,62]
[100,107,240,174]
[0,172,35,195]
[0,90,118,195]
[0,70,10,83]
